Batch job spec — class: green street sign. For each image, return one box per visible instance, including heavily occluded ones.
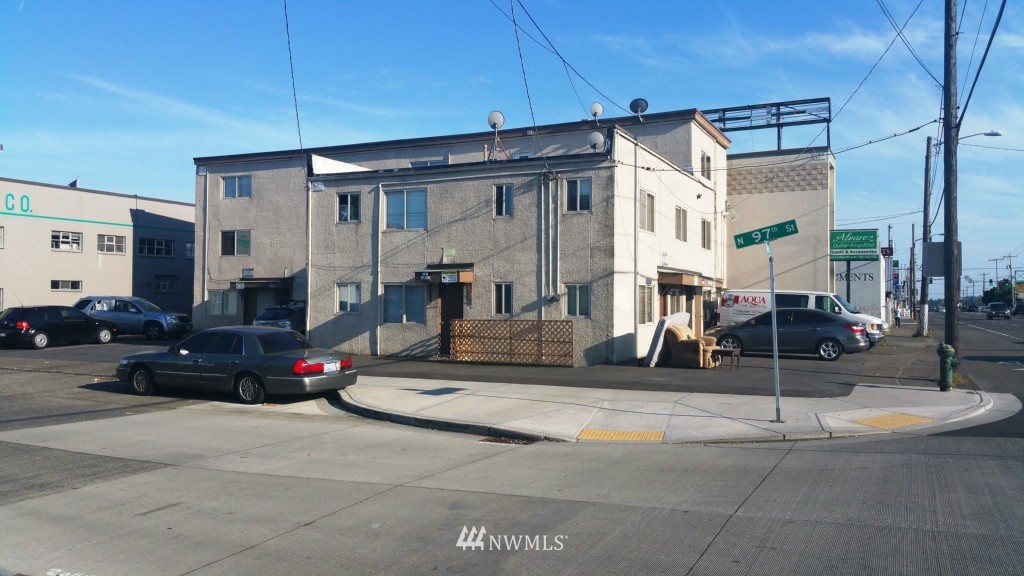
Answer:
[734,219,799,249]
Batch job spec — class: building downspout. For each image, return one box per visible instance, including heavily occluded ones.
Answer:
[633,138,640,355]
[539,174,547,321]
[201,169,209,328]
[305,177,312,342]
[374,183,384,356]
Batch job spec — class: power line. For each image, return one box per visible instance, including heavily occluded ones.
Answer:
[875,0,942,87]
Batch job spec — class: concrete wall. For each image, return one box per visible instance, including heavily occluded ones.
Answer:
[726,149,835,291]
[0,178,193,311]
[835,258,886,319]
[193,159,308,330]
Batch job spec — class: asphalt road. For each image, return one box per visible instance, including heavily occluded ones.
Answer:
[0,326,1021,574]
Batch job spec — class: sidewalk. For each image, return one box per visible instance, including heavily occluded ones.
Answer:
[340,322,1019,443]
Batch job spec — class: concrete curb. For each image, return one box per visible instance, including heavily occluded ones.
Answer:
[337,389,570,443]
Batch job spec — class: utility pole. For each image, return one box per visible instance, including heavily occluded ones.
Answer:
[919,136,933,336]
[910,223,916,317]
[990,257,1005,286]
[979,272,989,297]
[1006,254,1018,308]
[942,0,960,354]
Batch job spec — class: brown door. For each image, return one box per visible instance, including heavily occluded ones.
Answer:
[438,283,464,356]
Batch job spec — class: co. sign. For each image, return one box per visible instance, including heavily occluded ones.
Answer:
[4,193,32,213]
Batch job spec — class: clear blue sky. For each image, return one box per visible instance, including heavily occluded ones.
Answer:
[2,0,1022,293]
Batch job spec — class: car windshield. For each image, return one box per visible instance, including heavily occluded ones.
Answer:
[833,294,859,314]
[134,299,163,312]
[257,331,314,354]
[256,308,295,321]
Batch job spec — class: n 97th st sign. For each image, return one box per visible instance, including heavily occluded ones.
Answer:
[734,219,798,249]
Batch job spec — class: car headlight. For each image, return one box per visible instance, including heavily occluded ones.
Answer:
[118,359,130,367]
[165,314,178,324]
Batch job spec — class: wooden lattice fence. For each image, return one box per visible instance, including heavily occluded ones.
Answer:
[450,319,574,366]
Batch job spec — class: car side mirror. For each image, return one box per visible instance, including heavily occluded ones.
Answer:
[833,306,841,314]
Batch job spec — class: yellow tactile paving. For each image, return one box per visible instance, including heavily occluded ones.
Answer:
[852,413,934,430]
[577,429,665,442]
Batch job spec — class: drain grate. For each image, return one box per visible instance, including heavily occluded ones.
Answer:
[853,413,934,430]
[479,436,537,445]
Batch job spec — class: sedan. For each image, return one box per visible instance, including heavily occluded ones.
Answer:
[116,326,357,404]
[705,308,870,361]
[0,305,117,350]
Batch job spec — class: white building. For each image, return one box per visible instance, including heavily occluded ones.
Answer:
[193,109,731,365]
[0,177,195,313]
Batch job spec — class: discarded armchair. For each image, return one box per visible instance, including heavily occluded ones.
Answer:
[664,325,721,369]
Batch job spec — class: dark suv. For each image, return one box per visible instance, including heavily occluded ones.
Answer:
[253,303,306,334]
[0,306,118,349]
[1014,302,1024,316]
[987,302,1010,320]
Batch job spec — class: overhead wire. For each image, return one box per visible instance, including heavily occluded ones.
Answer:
[875,0,942,87]
[513,0,588,119]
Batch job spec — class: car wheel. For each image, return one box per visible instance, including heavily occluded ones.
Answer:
[31,332,49,350]
[718,335,742,353]
[817,338,844,361]
[235,374,266,405]
[144,322,165,340]
[130,366,155,396]
[96,327,114,344]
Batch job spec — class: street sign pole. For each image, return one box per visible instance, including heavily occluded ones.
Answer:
[766,241,782,423]
[733,219,796,424]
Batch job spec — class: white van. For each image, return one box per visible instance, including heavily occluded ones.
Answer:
[718,290,888,344]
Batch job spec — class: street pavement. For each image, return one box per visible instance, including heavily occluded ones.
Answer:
[341,322,1021,443]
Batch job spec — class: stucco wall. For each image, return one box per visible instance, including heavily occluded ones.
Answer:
[726,149,835,292]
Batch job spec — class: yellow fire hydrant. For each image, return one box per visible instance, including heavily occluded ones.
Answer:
[936,342,958,391]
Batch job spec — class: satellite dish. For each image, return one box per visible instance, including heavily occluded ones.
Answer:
[589,102,604,120]
[588,131,606,152]
[487,110,505,130]
[629,98,648,115]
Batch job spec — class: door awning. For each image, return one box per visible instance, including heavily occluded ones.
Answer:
[415,263,475,284]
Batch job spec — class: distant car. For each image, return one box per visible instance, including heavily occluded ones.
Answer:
[965,305,978,313]
[0,306,117,350]
[252,303,306,334]
[987,302,1010,320]
[1013,302,1024,316]
[74,296,192,340]
[116,326,356,404]
[704,308,870,361]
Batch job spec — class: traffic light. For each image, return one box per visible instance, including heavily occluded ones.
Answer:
[989,279,994,285]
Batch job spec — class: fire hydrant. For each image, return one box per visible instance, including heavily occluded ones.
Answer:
[936,342,959,391]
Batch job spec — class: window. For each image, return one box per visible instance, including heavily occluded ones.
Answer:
[701,219,712,250]
[675,207,687,241]
[566,178,592,212]
[224,175,252,198]
[337,283,361,313]
[221,230,251,256]
[639,190,655,232]
[51,231,82,252]
[638,285,653,324]
[776,294,809,308]
[666,289,683,315]
[494,184,514,217]
[208,290,239,315]
[209,333,243,355]
[156,275,176,293]
[493,283,513,315]
[383,284,426,323]
[338,193,361,222]
[409,159,448,168]
[701,152,712,180]
[566,284,591,317]
[139,238,173,257]
[385,188,427,229]
[185,242,195,259]
[51,280,82,291]
[97,234,126,254]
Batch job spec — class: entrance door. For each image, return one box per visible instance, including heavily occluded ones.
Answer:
[438,283,464,356]
[243,287,259,325]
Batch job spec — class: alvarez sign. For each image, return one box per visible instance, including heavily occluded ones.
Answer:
[830,229,879,261]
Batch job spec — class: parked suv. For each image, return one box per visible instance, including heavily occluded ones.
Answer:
[0,306,117,349]
[252,303,306,334]
[1014,302,1024,316]
[74,296,192,339]
[986,302,1010,320]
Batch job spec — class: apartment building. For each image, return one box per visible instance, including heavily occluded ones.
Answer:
[194,109,730,365]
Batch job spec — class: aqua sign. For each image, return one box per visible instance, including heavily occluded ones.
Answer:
[734,219,799,249]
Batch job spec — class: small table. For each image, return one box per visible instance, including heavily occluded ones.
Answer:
[711,347,740,369]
